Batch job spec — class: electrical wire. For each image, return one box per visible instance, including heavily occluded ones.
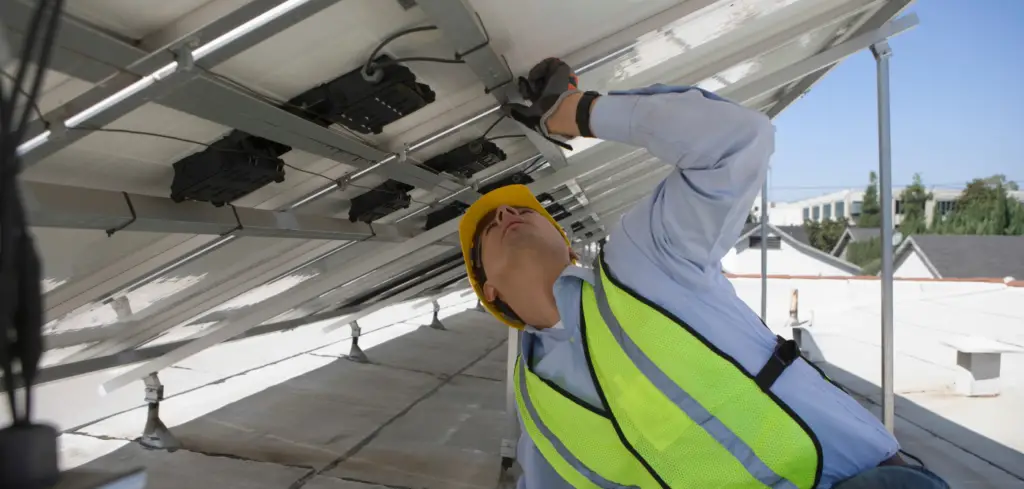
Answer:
[481,114,507,139]
[522,155,546,174]
[0,70,46,122]
[363,26,466,78]
[280,161,433,205]
[485,135,526,142]
[0,0,64,428]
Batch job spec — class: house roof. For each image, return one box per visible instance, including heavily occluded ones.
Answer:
[743,223,811,246]
[847,227,880,242]
[736,223,861,275]
[830,227,882,256]
[896,235,1024,280]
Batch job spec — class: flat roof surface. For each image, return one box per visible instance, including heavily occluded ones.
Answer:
[41,296,1024,488]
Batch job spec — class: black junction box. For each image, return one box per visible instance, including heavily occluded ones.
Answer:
[422,139,507,178]
[349,179,415,223]
[425,202,469,230]
[288,55,436,135]
[170,131,290,206]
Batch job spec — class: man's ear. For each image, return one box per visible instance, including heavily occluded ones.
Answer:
[482,282,499,303]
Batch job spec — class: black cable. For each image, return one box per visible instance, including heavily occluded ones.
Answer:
[523,155,547,174]
[363,25,465,78]
[373,56,467,67]
[280,161,433,205]
[13,1,61,146]
[486,135,526,142]
[69,127,244,150]
[0,70,46,123]
[481,114,506,138]
[0,0,64,430]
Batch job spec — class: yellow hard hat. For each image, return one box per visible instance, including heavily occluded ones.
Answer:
[458,184,569,329]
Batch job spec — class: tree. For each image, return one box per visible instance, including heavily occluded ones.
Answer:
[803,218,847,254]
[898,173,931,235]
[858,171,882,227]
[932,175,1024,236]
[846,237,882,267]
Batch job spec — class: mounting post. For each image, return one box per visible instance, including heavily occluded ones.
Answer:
[872,40,896,433]
[429,300,447,330]
[760,180,769,321]
[347,320,369,363]
[501,328,521,472]
[476,299,486,313]
[139,373,180,451]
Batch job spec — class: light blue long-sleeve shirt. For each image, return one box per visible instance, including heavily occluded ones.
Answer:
[516,85,899,489]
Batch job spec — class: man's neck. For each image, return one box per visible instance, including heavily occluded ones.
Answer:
[507,262,567,329]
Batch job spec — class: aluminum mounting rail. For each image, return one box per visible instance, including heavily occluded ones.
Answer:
[22,182,418,241]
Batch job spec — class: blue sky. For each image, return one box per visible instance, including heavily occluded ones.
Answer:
[770,0,1024,202]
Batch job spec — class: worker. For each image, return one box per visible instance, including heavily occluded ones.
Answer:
[458,58,949,489]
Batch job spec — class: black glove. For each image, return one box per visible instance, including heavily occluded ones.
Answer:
[503,58,579,149]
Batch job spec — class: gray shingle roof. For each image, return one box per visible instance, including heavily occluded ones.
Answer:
[743,223,811,246]
[907,235,1024,279]
[846,227,879,242]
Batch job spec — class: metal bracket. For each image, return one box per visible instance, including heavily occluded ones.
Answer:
[347,320,369,363]
[139,373,181,451]
[870,40,892,60]
[398,142,411,164]
[171,39,198,72]
[429,300,446,330]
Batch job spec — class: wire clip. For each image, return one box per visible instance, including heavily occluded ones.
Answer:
[172,39,198,72]
[398,142,411,164]
[106,192,137,237]
[220,204,244,236]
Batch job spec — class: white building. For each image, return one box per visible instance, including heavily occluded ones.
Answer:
[757,188,1024,227]
[723,223,861,276]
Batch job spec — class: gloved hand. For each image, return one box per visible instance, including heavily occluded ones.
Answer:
[503,58,579,148]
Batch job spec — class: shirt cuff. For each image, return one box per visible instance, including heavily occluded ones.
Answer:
[589,94,641,142]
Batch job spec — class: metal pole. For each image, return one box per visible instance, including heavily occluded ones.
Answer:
[872,40,895,432]
[760,179,769,321]
[501,328,521,467]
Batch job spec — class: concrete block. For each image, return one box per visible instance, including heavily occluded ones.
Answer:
[365,326,502,377]
[58,433,131,471]
[302,475,391,488]
[440,313,508,343]
[954,351,1002,397]
[54,442,308,489]
[792,326,824,363]
[167,360,443,469]
[462,343,510,381]
[327,376,506,489]
[80,358,442,470]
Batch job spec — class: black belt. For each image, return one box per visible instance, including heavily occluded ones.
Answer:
[755,336,800,390]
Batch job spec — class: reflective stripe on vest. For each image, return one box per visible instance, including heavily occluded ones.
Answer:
[514,356,648,488]
[581,252,822,488]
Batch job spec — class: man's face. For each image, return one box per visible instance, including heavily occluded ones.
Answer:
[476,205,569,306]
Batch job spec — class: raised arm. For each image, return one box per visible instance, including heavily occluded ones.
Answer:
[546,86,774,275]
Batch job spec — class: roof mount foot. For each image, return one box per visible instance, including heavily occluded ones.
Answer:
[429,300,447,331]
[346,321,370,364]
[475,300,486,313]
[139,373,181,451]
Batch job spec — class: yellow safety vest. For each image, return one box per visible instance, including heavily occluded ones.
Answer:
[514,254,822,489]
